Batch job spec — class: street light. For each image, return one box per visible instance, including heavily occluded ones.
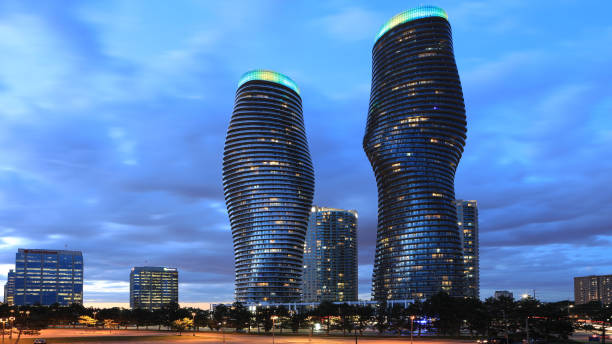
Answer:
[410,315,416,344]
[191,312,196,336]
[25,310,31,332]
[8,316,15,340]
[1,318,8,344]
[219,322,226,344]
[271,316,279,344]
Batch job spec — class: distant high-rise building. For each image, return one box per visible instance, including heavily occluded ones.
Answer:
[223,70,315,303]
[456,200,479,298]
[364,6,467,301]
[3,269,15,305]
[574,275,612,305]
[303,207,358,302]
[494,290,514,300]
[13,249,83,306]
[130,267,178,310]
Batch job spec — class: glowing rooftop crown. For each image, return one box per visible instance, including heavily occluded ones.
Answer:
[238,69,300,95]
[375,5,448,43]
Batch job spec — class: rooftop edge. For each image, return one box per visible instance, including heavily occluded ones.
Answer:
[375,5,448,43]
[237,69,300,95]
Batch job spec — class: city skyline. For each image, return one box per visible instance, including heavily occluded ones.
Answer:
[0,0,611,304]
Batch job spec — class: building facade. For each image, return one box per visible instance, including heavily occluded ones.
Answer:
[363,6,467,301]
[494,290,514,300]
[456,200,479,298]
[13,249,83,306]
[3,269,15,305]
[574,275,612,305]
[223,70,315,303]
[303,207,358,302]
[130,267,178,310]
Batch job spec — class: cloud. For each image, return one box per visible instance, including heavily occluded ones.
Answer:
[0,1,611,304]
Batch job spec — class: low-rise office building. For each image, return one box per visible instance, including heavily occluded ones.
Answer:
[130,267,178,310]
[13,249,83,306]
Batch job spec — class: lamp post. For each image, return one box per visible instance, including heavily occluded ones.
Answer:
[410,315,416,344]
[1,318,7,344]
[25,311,30,331]
[271,316,279,344]
[9,310,14,340]
[191,312,196,336]
[8,316,15,340]
[219,322,226,344]
[93,311,98,330]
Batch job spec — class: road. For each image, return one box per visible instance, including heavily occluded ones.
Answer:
[9,329,473,344]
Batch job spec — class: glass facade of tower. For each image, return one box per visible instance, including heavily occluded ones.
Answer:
[303,207,358,302]
[3,269,15,305]
[456,200,479,298]
[130,267,178,310]
[223,70,315,303]
[13,249,83,306]
[363,6,467,301]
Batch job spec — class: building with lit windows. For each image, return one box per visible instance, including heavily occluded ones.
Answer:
[130,267,178,310]
[3,269,15,305]
[456,200,479,298]
[303,207,358,302]
[223,70,315,303]
[574,274,612,305]
[363,6,467,301]
[13,249,83,306]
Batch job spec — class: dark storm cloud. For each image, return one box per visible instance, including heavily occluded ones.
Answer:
[0,0,611,303]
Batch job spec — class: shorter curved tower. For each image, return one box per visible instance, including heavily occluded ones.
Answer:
[223,70,315,303]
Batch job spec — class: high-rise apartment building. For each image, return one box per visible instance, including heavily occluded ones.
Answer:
[303,207,358,302]
[13,249,83,306]
[456,200,479,298]
[363,6,467,301]
[223,70,315,303]
[130,267,178,310]
[574,275,612,305]
[3,269,15,305]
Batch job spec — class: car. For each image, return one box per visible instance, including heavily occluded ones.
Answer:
[588,335,601,342]
[33,339,46,344]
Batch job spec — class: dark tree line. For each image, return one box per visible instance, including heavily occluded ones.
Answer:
[2,293,610,342]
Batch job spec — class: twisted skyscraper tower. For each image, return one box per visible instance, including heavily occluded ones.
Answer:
[364,6,467,300]
[223,70,314,303]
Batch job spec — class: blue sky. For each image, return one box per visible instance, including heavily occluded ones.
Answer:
[1,0,611,305]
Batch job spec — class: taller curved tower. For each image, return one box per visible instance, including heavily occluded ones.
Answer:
[364,6,467,301]
[223,70,315,303]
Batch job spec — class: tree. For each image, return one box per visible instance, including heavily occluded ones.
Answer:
[463,298,490,337]
[289,312,307,333]
[338,304,355,335]
[316,301,337,334]
[229,302,252,332]
[425,292,463,336]
[355,305,374,335]
[171,318,193,335]
[211,304,229,331]
[374,302,388,334]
